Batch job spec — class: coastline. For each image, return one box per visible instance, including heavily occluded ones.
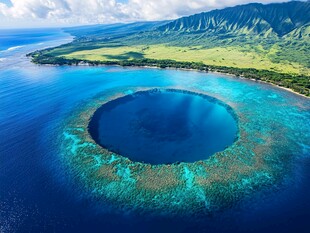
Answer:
[27,55,310,99]
[254,79,310,99]
[136,66,310,99]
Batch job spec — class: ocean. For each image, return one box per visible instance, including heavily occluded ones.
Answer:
[0,28,309,233]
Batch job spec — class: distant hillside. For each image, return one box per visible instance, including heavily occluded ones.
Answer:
[157,1,310,38]
[64,21,170,40]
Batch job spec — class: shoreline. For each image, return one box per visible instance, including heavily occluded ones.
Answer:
[254,79,310,99]
[131,66,310,99]
[28,57,310,99]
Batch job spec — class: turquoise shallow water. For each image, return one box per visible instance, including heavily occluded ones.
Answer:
[0,29,310,232]
[61,69,309,217]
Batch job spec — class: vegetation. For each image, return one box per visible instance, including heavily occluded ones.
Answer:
[52,44,307,75]
[28,51,310,96]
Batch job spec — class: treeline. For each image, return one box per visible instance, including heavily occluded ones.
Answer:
[28,52,310,96]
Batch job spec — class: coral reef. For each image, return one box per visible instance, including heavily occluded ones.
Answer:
[60,87,300,216]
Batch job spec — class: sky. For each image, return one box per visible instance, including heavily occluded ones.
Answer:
[0,0,294,28]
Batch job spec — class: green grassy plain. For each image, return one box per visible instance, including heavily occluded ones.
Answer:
[60,44,309,75]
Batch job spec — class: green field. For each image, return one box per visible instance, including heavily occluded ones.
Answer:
[59,44,308,75]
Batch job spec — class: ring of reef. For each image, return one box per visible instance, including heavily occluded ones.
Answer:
[61,87,293,216]
[87,89,239,165]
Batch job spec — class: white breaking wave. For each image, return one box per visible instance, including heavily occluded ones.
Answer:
[7,45,24,51]
[0,58,7,62]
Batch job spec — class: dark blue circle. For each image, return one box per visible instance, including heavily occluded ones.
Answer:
[89,89,238,164]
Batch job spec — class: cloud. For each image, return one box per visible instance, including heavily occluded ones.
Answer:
[0,0,291,27]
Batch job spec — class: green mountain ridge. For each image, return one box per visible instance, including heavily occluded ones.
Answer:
[157,1,310,38]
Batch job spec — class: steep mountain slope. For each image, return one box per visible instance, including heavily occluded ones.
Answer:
[157,1,310,38]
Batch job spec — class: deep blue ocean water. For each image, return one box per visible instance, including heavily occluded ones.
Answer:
[0,29,309,233]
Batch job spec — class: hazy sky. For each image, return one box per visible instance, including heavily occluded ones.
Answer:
[0,0,294,28]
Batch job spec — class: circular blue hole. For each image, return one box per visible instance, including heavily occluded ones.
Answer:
[89,89,238,165]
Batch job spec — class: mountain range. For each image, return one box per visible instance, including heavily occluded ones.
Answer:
[157,1,310,38]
